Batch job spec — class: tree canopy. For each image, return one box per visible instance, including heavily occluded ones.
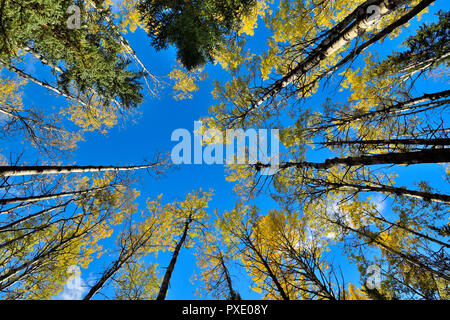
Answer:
[0,0,448,301]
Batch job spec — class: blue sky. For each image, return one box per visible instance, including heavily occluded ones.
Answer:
[1,0,448,300]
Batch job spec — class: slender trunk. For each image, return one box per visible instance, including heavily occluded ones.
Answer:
[83,225,158,300]
[0,229,88,290]
[218,250,239,300]
[22,45,123,110]
[0,60,88,107]
[326,180,450,205]
[329,219,450,282]
[369,214,450,249]
[156,215,193,300]
[400,51,450,80]
[319,138,450,147]
[398,52,450,76]
[245,236,290,300]
[0,200,72,231]
[253,0,408,109]
[0,216,77,250]
[322,0,435,80]
[379,269,428,299]
[86,0,158,95]
[314,90,450,132]
[284,240,336,300]
[0,259,42,291]
[0,106,66,133]
[0,107,24,121]
[0,163,158,177]
[83,253,125,300]
[0,186,107,206]
[22,46,64,74]
[276,148,450,171]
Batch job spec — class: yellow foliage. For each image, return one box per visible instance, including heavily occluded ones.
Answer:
[0,76,26,112]
[169,66,208,101]
[61,97,118,134]
[116,0,148,33]
[238,0,272,36]
[347,283,368,300]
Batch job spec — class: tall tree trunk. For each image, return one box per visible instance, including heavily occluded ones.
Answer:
[156,215,193,300]
[0,105,66,133]
[83,259,123,300]
[86,0,159,95]
[276,148,450,170]
[313,90,450,132]
[218,250,239,300]
[327,218,450,282]
[22,45,122,110]
[322,0,435,79]
[0,163,158,177]
[400,51,450,80]
[0,200,72,231]
[22,46,64,74]
[283,240,337,300]
[0,229,88,290]
[0,186,107,206]
[368,214,450,249]
[245,236,290,300]
[253,0,409,109]
[83,225,158,300]
[324,180,450,204]
[0,60,88,107]
[319,138,450,147]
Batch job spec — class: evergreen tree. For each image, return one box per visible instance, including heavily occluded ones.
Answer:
[138,0,256,70]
